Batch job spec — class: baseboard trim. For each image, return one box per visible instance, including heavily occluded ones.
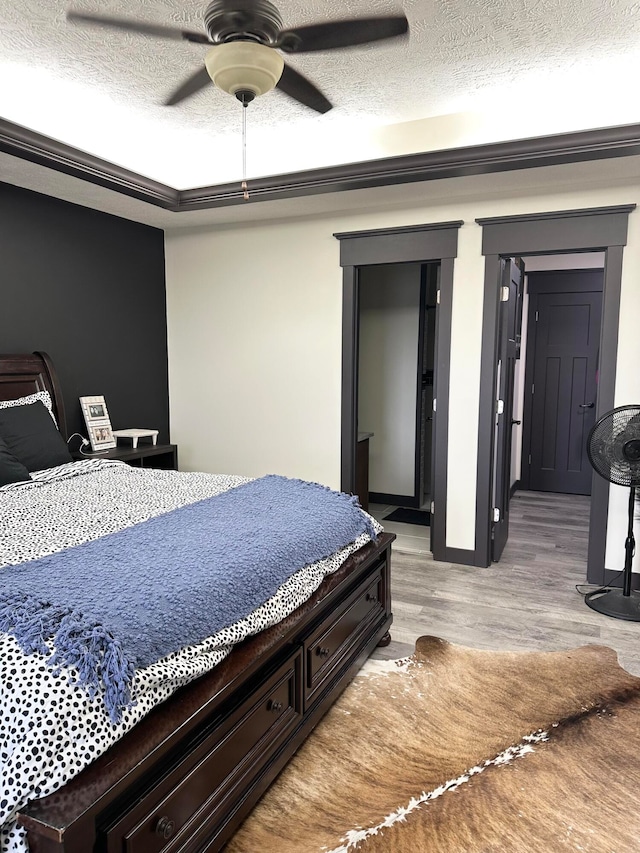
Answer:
[369,492,418,508]
[510,480,521,498]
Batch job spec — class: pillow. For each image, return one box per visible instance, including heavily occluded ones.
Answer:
[0,401,72,472]
[0,435,32,486]
[0,390,57,426]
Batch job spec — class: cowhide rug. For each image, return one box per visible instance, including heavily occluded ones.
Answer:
[226,636,640,852]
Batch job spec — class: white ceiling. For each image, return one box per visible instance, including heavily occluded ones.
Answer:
[1,0,640,191]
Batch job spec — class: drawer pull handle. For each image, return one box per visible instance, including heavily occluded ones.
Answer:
[155,816,176,840]
[317,646,331,658]
[366,592,377,602]
[268,699,283,712]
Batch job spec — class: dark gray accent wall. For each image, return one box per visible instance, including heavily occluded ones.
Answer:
[335,221,463,564]
[476,205,635,575]
[0,180,169,443]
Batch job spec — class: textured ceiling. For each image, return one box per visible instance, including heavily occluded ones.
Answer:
[1,0,639,187]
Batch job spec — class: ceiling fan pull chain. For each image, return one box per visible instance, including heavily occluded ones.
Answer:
[241,102,249,201]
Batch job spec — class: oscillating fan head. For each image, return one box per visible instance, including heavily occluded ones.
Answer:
[587,405,640,487]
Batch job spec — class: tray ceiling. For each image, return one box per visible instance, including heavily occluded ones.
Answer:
[1,0,639,189]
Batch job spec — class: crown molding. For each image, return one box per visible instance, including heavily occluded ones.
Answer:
[476,204,637,226]
[334,220,464,241]
[0,118,178,209]
[1,118,640,213]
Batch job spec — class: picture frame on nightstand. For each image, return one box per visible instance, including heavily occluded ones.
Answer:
[79,395,117,452]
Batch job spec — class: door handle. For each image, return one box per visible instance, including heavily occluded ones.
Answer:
[579,402,595,409]
[511,419,521,426]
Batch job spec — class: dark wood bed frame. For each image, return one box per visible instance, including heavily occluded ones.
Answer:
[0,352,394,853]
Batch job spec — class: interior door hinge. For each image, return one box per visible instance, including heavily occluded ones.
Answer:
[535,310,539,321]
[493,507,500,522]
[496,399,504,415]
[531,383,535,395]
[432,398,437,412]
[436,289,441,304]
[528,454,532,465]
[430,501,435,514]
[501,286,510,302]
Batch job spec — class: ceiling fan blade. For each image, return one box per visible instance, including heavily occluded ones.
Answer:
[66,10,211,44]
[278,15,408,53]
[276,63,332,114]
[164,66,212,106]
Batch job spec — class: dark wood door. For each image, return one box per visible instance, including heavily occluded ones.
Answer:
[527,274,602,495]
[416,263,439,543]
[492,259,522,562]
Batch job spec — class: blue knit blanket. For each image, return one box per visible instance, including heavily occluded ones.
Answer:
[0,475,376,723]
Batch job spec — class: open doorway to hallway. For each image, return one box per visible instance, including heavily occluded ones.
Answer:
[512,252,605,501]
[491,251,607,563]
[476,204,631,575]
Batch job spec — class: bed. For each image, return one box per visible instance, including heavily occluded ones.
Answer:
[0,352,393,853]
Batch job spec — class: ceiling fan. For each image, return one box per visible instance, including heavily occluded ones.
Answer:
[67,0,409,114]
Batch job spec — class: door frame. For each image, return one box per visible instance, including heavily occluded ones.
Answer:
[335,221,463,563]
[476,205,635,578]
[521,269,604,493]
[415,262,439,509]
[491,258,522,561]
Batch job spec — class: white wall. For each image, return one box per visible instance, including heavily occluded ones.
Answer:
[606,226,640,572]
[165,156,640,570]
[164,218,342,484]
[358,264,421,496]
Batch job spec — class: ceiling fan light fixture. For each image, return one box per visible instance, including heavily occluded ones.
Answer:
[204,42,284,99]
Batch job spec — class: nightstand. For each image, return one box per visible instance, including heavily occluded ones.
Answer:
[73,443,178,470]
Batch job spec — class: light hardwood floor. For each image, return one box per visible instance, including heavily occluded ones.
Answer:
[372,490,640,676]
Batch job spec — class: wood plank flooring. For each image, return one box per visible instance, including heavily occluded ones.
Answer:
[372,490,640,676]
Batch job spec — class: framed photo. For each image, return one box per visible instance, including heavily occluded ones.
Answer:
[79,395,117,452]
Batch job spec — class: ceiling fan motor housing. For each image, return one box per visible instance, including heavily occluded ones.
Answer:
[204,0,283,45]
[203,0,286,99]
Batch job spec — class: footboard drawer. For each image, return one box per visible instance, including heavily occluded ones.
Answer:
[105,650,302,853]
[304,559,385,708]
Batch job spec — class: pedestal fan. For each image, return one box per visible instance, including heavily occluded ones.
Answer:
[586,405,640,621]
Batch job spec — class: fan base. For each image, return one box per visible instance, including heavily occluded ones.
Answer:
[204,0,283,44]
[585,588,640,622]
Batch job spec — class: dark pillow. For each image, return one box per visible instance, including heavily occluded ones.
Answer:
[0,435,32,486]
[0,401,72,472]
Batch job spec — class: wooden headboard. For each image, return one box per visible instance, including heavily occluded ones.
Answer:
[0,351,67,438]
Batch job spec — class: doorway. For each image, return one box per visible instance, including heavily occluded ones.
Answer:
[493,257,605,561]
[335,220,463,563]
[521,266,603,496]
[476,204,634,581]
[357,262,439,511]
[356,261,439,552]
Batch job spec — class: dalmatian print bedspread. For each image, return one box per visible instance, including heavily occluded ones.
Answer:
[0,460,381,853]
